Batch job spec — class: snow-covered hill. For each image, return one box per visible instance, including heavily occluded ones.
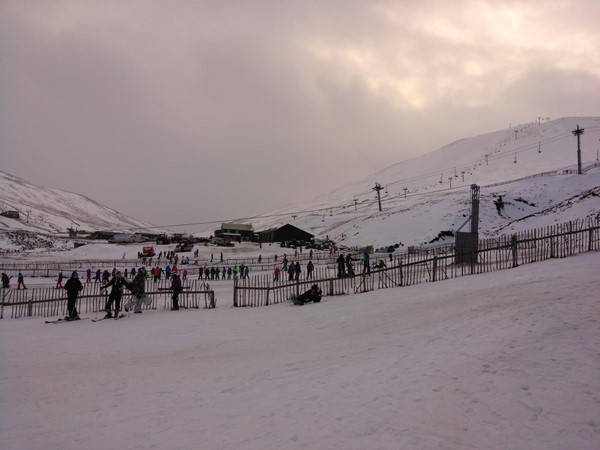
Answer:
[1,117,599,252]
[249,117,600,248]
[0,171,156,234]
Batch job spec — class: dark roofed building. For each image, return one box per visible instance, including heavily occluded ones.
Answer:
[216,223,255,241]
[258,224,314,243]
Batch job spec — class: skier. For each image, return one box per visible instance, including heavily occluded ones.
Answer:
[170,273,182,310]
[17,272,27,289]
[337,254,346,278]
[124,268,147,314]
[86,268,92,283]
[1,272,10,288]
[55,271,64,289]
[345,254,355,277]
[94,269,101,283]
[101,271,128,318]
[363,252,370,275]
[273,266,281,282]
[294,261,301,281]
[306,260,314,279]
[64,271,83,321]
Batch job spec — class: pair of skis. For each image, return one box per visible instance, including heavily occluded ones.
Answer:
[91,314,126,322]
[45,317,89,324]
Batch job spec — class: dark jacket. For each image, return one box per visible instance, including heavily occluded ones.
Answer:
[102,276,128,297]
[171,275,182,293]
[64,277,83,297]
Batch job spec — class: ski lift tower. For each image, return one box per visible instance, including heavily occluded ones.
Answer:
[455,184,480,264]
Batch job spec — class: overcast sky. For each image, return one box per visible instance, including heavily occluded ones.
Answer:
[1,0,599,228]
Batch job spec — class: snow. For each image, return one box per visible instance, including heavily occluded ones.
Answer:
[2,117,599,249]
[1,251,599,450]
[1,117,599,449]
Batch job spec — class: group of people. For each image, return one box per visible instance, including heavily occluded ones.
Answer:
[197,264,249,280]
[336,252,387,278]
[100,267,183,318]
[31,266,184,321]
[2,272,30,289]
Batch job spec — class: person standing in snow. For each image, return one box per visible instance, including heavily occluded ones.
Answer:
[363,252,371,275]
[306,260,314,279]
[55,271,64,289]
[64,271,83,320]
[337,254,346,278]
[125,268,147,314]
[101,271,128,318]
[345,254,355,277]
[170,273,182,310]
[1,272,10,288]
[17,272,27,289]
[294,261,301,281]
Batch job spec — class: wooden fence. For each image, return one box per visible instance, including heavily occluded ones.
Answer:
[232,217,600,307]
[0,280,215,319]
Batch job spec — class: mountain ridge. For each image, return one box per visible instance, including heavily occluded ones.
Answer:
[1,116,599,250]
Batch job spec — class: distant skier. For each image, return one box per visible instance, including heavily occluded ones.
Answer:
[17,272,27,289]
[337,254,346,277]
[345,254,355,277]
[363,252,370,275]
[55,271,64,289]
[306,261,314,279]
[64,271,83,321]
[170,273,182,310]
[2,272,11,288]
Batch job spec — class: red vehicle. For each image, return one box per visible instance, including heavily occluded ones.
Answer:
[142,246,156,257]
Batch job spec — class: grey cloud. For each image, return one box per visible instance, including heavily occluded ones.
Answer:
[1,0,599,227]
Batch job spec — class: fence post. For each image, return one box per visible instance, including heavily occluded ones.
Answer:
[511,234,519,267]
[432,256,437,282]
[399,260,403,286]
[233,280,238,307]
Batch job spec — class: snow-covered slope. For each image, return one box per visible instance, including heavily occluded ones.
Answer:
[1,117,599,250]
[0,171,155,234]
[249,117,600,248]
